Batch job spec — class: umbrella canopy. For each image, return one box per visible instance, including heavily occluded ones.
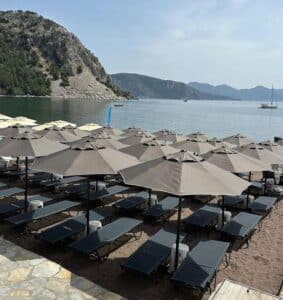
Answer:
[0,113,11,120]
[37,126,80,143]
[187,132,211,141]
[202,146,271,173]
[78,123,102,131]
[119,132,155,146]
[120,139,178,161]
[173,138,216,154]
[0,124,34,138]
[122,126,144,137]
[0,132,69,157]
[32,141,140,176]
[33,120,76,131]
[153,129,187,143]
[120,150,250,196]
[0,117,36,128]
[68,133,125,150]
[208,137,234,148]
[223,133,254,148]
[91,126,123,136]
[258,140,283,156]
[239,143,283,165]
[61,125,89,138]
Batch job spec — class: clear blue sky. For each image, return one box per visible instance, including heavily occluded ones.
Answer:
[1,0,282,88]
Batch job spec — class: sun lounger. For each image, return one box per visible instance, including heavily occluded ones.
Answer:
[171,240,230,293]
[121,229,186,276]
[0,181,7,189]
[219,195,246,209]
[27,173,52,185]
[5,169,39,177]
[5,200,79,226]
[0,194,54,216]
[37,208,112,244]
[249,196,277,215]
[81,184,131,205]
[40,176,85,189]
[143,196,180,222]
[69,217,143,260]
[220,212,262,245]
[113,191,149,212]
[183,205,221,232]
[0,187,25,199]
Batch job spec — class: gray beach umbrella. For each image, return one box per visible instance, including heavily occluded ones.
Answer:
[91,126,123,137]
[239,143,283,166]
[32,141,140,234]
[0,123,34,138]
[187,131,211,141]
[208,137,234,148]
[120,139,178,161]
[119,132,155,146]
[62,125,89,138]
[119,150,249,269]
[173,138,216,154]
[0,132,69,211]
[68,133,126,150]
[223,133,254,148]
[153,129,187,143]
[122,127,144,137]
[202,146,271,173]
[258,140,283,156]
[37,125,80,143]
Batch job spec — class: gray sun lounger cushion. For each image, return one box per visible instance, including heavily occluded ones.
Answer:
[221,195,246,208]
[249,196,277,214]
[0,187,25,199]
[82,185,130,202]
[113,191,148,211]
[38,208,112,244]
[69,217,142,256]
[40,176,85,188]
[0,182,7,189]
[121,229,186,276]
[184,205,221,231]
[0,194,53,215]
[5,200,78,225]
[220,212,262,239]
[143,196,179,219]
[171,240,230,292]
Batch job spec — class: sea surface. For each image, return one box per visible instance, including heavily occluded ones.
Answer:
[0,97,282,141]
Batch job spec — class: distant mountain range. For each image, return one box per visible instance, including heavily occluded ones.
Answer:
[188,82,283,101]
[111,73,232,100]
[111,73,283,101]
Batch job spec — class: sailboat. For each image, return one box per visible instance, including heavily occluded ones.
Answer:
[259,85,278,109]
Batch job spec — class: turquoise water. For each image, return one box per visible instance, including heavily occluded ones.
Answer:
[0,97,282,141]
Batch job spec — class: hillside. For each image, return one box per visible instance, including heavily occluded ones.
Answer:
[0,10,129,99]
[188,82,283,101]
[111,73,231,100]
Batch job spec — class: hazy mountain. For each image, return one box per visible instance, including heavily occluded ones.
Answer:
[188,82,283,101]
[111,73,232,100]
[0,10,129,99]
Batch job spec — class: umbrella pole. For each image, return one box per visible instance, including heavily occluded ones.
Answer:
[86,177,90,235]
[246,171,251,209]
[16,157,19,170]
[222,196,225,228]
[174,196,182,271]
[24,156,28,212]
[96,178,98,191]
[148,189,152,208]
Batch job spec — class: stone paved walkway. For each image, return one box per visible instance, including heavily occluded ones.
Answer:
[0,238,124,300]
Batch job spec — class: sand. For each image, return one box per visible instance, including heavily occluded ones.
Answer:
[0,179,282,300]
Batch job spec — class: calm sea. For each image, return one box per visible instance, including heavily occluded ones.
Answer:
[0,97,282,141]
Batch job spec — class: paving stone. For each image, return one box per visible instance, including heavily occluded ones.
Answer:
[32,260,60,278]
[7,267,32,282]
[10,289,31,297]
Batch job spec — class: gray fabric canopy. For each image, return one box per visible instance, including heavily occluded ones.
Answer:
[202,146,271,173]
[0,124,33,138]
[153,129,187,143]
[62,125,89,138]
[187,132,211,141]
[32,141,140,176]
[223,133,254,147]
[208,137,234,148]
[122,127,144,137]
[91,126,123,137]
[119,132,155,146]
[37,125,80,143]
[173,138,216,154]
[67,133,126,150]
[258,140,283,156]
[239,143,283,165]
[120,139,178,161]
[119,150,250,196]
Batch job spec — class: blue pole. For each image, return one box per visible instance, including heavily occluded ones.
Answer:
[107,106,112,127]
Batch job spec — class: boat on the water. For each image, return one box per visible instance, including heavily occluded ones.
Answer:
[259,85,277,109]
[114,103,124,107]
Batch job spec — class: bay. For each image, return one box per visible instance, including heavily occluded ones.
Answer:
[0,97,282,141]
